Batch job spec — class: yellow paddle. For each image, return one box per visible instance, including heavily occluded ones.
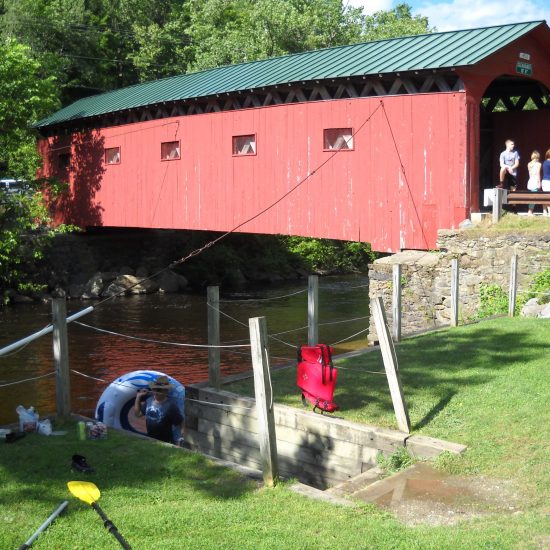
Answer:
[67,481,132,549]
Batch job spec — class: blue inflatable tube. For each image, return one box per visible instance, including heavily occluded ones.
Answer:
[95,370,185,442]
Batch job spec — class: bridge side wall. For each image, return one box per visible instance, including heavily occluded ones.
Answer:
[39,93,468,252]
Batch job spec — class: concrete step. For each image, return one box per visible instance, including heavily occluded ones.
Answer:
[290,482,357,507]
[325,466,385,498]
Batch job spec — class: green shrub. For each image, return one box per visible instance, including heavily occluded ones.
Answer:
[377,447,415,474]
[477,283,508,318]
[284,237,376,273]
[527,268,550,305]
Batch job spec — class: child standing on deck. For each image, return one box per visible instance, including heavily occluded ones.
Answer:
[527,150,541,216]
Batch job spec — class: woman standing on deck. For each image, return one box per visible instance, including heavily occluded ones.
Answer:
[527,150,541,216]
[542,149,550,216]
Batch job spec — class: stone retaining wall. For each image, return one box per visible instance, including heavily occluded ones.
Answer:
[368,229,550,343]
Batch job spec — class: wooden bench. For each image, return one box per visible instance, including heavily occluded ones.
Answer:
[506,192,550,205]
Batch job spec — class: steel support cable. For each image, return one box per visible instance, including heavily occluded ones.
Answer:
[166,101,384,273]
[71,370,257,411]
[219,288,307,302]
[336,365,386,375]
[319,315,369,327]
[330,326,370,346]
[207,303,297,349]
[318,283,369,290]
[8,101,385,352]
[0,371,56,388]
[0,308,94,358]
[380,101,429,249]
[73,321,250,348]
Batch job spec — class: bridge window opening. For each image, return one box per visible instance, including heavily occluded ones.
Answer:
[161,141,181,160]
[232,134,256,156]
[324,128,353,151]
[58,152,71,170]
[105,147,121,165]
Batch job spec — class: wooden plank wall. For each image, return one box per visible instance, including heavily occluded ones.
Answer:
[185,386,408,489]
[41,93,467,252]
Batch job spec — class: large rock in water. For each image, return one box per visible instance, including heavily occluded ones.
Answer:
[156,270,188,293]
[82,272,118,299]
[101,275,159,297]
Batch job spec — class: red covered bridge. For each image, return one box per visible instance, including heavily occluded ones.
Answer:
[36,21,550,252]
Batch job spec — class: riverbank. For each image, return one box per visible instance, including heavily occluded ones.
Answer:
[2,316,550,548]
[3,228,375,305]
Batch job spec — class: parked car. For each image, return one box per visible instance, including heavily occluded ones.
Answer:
[0,179,28,194]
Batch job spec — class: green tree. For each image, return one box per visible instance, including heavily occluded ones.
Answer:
[362,3,431,41]
[182,0,366,71]
[182,0,431,71]
[0,40,71,300]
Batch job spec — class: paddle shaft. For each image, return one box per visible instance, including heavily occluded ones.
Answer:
[18,500,69,550]
[92,502,132,550]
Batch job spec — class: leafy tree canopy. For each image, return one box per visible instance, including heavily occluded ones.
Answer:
[1,1,431,101]
[0,40,70,298]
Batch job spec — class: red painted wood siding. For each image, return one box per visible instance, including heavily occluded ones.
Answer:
[40,93,468,252]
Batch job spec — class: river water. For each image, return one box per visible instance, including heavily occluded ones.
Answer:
[0,275,369,425]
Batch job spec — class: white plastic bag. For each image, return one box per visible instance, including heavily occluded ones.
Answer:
[16,405,38,432]
[37,419,52,436]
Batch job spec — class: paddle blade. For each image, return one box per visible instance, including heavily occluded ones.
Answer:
[67,481,101,505]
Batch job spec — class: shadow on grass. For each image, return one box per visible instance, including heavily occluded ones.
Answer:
[227,318,548,431]
[0,423,256,509]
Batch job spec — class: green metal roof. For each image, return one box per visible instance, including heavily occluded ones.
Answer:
[35,21,545,128]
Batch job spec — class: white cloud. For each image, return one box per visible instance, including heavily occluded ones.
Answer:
[414,0,549,31]
[346,0,394,15]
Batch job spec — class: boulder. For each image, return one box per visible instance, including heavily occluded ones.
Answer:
[539,303,550,319]
[135,266,149,278]
[156,270,188,293]
[82,272,118,299]
[68,284,85,299]
[101,274,159,297]
[521,298,545,318]
[118,265,135,275]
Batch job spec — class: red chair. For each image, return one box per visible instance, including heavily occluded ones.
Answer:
[296,344,339,413]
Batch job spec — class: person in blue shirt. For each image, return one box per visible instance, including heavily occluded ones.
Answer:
[134,375,184,444]
[498,139,520,190]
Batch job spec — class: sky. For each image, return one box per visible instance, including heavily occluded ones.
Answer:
[348,0,550,32]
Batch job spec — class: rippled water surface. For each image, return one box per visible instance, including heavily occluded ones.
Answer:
[0,275,369,424]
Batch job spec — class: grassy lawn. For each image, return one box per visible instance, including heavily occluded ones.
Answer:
[2,317,550,549]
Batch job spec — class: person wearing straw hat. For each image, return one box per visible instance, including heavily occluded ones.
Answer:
[134,375,184,444]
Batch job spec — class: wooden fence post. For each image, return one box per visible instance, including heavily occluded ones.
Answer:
[392,264,402,342]
[508,254,518,317]
[249,316,279,487]
[308,275,319,346]
[52,298,70,419]
[450,258,459,327]
[207,286,221,389]
[371,297,411,433]
[492,188,505,223]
